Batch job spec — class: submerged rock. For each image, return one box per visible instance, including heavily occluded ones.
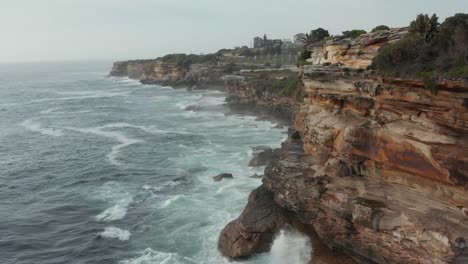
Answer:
[212,173,233,182]
[218,185,290,258]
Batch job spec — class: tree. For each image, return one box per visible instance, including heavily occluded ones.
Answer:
[296,27,330,50]
[342,30,367,39]
[310,28,330,42]
[371,25,390,32]
[409,13,439,42]
[296,33,314,50]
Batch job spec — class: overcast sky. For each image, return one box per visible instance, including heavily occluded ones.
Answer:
[0,0,466,63]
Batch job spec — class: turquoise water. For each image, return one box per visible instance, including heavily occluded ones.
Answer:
[0,61,311,264]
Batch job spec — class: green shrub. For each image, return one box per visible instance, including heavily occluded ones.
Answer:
[423,75,439,95]
[342,29,367,39]
[248,73,302,98]
[160,53,217,69]
[371,25,390,32]
[297,50,312,65]
[409,13,439,42]
[371,13,468,79]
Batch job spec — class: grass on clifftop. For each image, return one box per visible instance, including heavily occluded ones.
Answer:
[247,72,305,99]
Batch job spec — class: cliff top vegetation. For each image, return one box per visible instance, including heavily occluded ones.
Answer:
[371,13,468,80]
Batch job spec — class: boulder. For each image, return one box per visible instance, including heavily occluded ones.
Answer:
[218,185,290,258]
[213,173,233,182]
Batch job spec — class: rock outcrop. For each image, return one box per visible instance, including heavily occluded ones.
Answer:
[218,185,291,258]
[308,27,408,69]
[110,60,226,88]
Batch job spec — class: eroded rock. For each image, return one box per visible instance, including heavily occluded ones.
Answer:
[218,185,290,258]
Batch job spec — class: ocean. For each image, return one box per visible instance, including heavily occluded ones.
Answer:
[0,61,311,264]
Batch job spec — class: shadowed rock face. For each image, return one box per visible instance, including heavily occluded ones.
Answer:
[218,185,291,259]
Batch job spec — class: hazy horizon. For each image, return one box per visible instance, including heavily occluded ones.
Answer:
[1,0,467,63]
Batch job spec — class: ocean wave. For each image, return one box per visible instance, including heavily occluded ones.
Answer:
[40,107,61,114]
[160,195,184,208]
[32,90,130,103]
[259,229,311,264]
[119,248,200,264]
[95,197,133,222]
[65,125,143,166]
[20,119,64,137]
[101,226,131,241]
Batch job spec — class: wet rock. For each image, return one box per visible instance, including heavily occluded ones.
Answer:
[218,185,290,258]
[213,173,233,182]
[249,147,273,167]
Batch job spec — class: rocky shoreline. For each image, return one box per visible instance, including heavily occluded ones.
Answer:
[110,26,468,264]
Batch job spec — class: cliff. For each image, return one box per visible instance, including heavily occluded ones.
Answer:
[110,55,225,88]
[267,67,468,263]
[219,29,468,264]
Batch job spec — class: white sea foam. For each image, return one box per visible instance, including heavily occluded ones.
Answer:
[40,107,61,114]
[119,248,200,264]
[101,226,131,241]
[94,182,134,222]
[20,119,64,137]
[65,124,143,166]
[32,90,130,102]
[160,195,183,208]
[96,197,133,222]
[261,230,312,264]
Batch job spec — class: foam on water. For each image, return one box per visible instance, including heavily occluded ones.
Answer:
[32,90,131,102]
[40,107,61,114]
[119,248,201,264]
[256,230,312,264]
[101,226,132,241]
[65,125,144,166]
[95,182,134,222]
[20,119,64,137]
[160,195,184,209]
[96,197,133,221]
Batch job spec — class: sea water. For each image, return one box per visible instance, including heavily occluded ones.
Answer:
[0,61,311,264]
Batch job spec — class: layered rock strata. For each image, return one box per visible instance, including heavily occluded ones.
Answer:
[308,27,408,69]
[230,66,468,263]
[110,60,225,88]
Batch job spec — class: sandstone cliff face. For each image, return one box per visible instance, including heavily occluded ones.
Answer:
[263,65,468,263]
[110,60,146,79]
[308,28,408,69]
[110,60,225,88]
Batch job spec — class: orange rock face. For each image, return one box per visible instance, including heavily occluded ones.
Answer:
[279,67,468,263]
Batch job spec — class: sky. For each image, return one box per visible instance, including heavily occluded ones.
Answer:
[0,0,467,63]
